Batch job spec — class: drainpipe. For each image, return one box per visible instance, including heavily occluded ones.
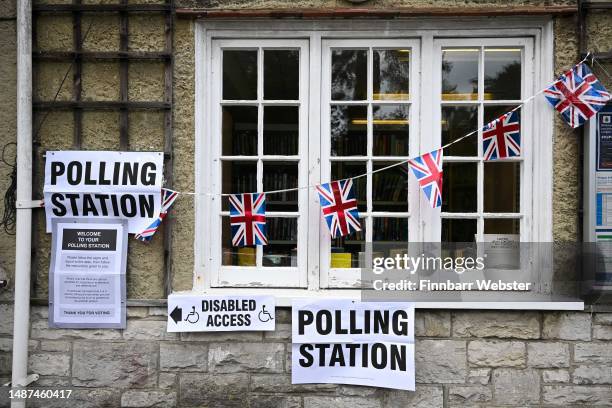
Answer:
[11,0,33,405]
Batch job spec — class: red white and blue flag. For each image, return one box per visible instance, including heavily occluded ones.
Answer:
[316,179,361,238]
[482,111,521,161]
[135,188,179,242]
[408,149,443,208]
[229,193,267,246]
[576,63,611,101]
[544,66,610,128]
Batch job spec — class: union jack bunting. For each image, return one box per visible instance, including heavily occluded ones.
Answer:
[576,63,611,100]
[135,188,179,242]
[407,149,443,208]
[316,180,361,238]
[482,111,521,161]
[229,193,267,246]
[544,66,610,128]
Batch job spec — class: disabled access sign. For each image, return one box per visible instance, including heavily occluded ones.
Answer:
[167,294,275,332]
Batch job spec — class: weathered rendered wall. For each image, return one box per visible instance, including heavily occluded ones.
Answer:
[1,0,612,407]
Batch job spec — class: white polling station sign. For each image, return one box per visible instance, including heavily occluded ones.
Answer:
[167,293,275,332]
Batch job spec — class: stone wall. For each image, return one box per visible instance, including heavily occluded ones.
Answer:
[1,307,612,407]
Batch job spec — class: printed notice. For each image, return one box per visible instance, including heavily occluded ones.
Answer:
[49,219,127,328]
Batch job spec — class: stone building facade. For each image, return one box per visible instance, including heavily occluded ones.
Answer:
[0,0,612,407]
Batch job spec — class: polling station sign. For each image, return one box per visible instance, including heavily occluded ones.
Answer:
[43,151,163,234]
[292,299,415,391]
[167,294,275,332]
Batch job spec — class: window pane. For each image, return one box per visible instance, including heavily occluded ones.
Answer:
[263,218,298,267]
[331,161,366,212]
[484,48,521,100]
[484,162,520,212]
[222,217,256,266]
[264,106,298,156]
[442,106,478,156]
[373,162,408,212]
[331,49,367,101]
[484,105,519,125]
[223,50,257,100]
[263,161,298,212]
[373,105,409,156]
[222,106,257,156]
[264,50,299,100]
[373,217,408,241]
[331,105,367,156]
[221,161,257,211]
[331,224,366,268]
[443,162,477,212]
[442,48,479,101]
[373,49,410,100]
[442,218,477,242]
[484,218,520,234]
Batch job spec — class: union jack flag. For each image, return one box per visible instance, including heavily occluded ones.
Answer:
[544,66,610,128]
[576,63,610,100]
[407,149,443,208]
[229,193,267,246]
[316,179,361,238]
[482,111,521,161]
[135,188,179,242]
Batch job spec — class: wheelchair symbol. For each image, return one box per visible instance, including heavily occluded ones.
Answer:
[185,306,199,324]
[258,305,273,323]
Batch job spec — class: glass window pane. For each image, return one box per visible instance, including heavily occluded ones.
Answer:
[263,218,298,267]
[373,105,409,156]
[484,218,520,234]
[222,217,256,266]
[443,162,477,212]
[442,106,478,156]
[442,48,479,101]
[442,218,477,242]
[221,161,257,211]
[331,162,367,212]
[263,161,298,212]
[264,106,298,156]
[373,162,408,212]
[373,217,408,242]
[331,223,366,268]
[484,48,521,100]
[484,162,520,212]
[331,105,367,156]
[223,50,257,100]
[331,49,367,101]
[373,49,410,100]
[222,106,258,156]
[264,50,299,100]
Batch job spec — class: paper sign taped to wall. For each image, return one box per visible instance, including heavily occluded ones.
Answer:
[43,151,164,234]
[167,294,275,332]
[292,299,415,391]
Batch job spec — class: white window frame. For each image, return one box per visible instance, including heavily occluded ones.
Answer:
[193,19,582,310]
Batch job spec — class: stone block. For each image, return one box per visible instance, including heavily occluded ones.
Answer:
[250,374,337,393]
[72,341,158,388]
[158,372,177,389]
[126,307,149,318]
[160,342,207,372]
[543,312,591,340]
[452,311,540,339]
[121,390,177,408]
[180,373,248,408]
[123,319,178,341]
[148,307,168,317]
[593,324,612,340]
[466,368,491,385]
[527,342,569,367]
[542,369,570,383]
[249,394,302,408]
[208,342,284,373]
[415,340,467,383]
[468,340,525,367]
[181,331,262,342]
[0,304,13,335]
[574,343,612,364]
[415,311,451,337]
[28,389,120,408]
[594,313,612,325]
[572,365,612,384]
[543,385,612,405]
[384,387,444,408]
[264,323,291,341]
[448,385,492,404]
[30,319,122,340]
[40,341,71,353]
[0,352,11,375]
[304,396,382,408]
[28,352,70,376]
[492,368,540,405]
